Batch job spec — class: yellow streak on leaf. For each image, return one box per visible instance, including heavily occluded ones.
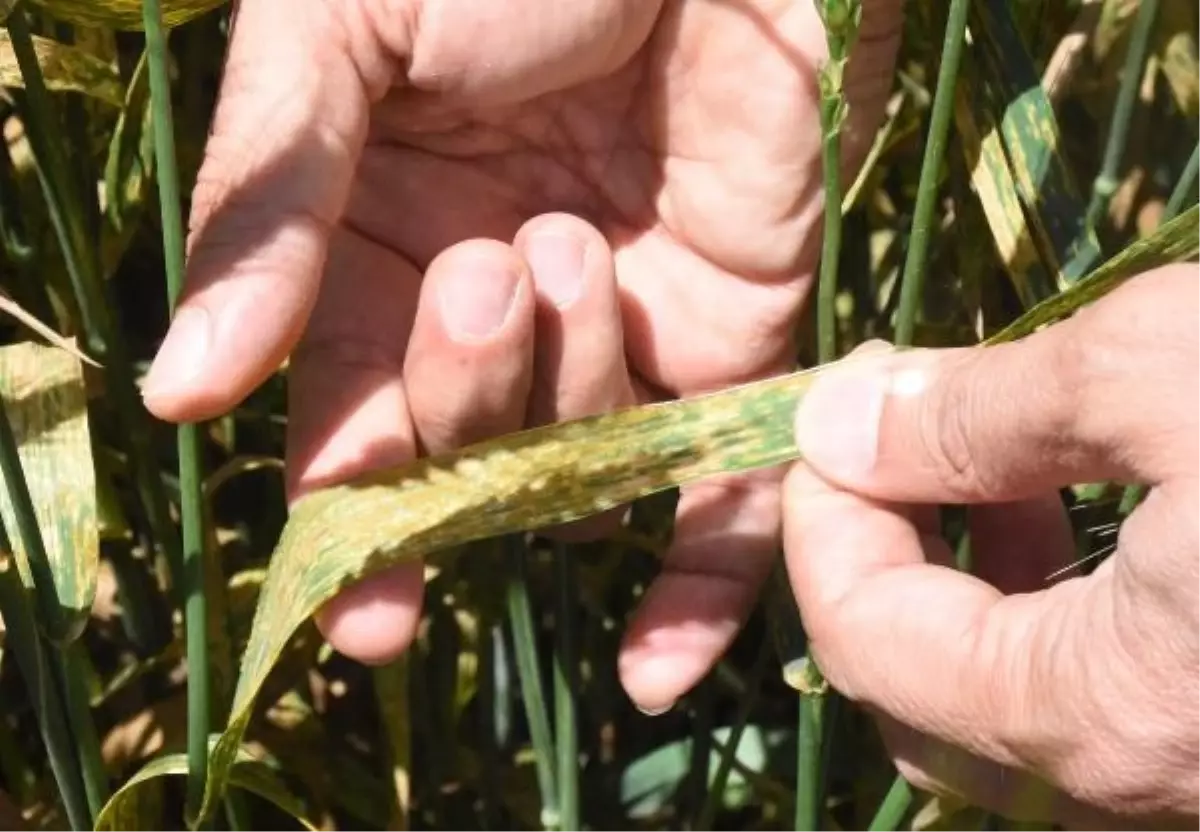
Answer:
[0,342,97,644]
[0,32,124,106]
[27,0,227,30]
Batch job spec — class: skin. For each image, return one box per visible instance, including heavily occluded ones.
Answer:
[139,0,905,709]
[141,0,1198,825]
[787,267,1199,827]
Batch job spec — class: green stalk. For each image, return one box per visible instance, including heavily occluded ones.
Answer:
[799,5,863,827]
[0,534,90,831]
[893,0,971,346]
[4,4,183,593]
[552,543,579,831]
[865,2,971,824]
[57,645,109,818]
[867,776,913,831]
[138,0,210,820]
[1163,141,1199,222]
[505,537,559,829]
[1084,0,1161,231]
[695,643,770,831]
[793,659,827,831]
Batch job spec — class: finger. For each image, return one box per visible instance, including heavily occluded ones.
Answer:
[967,494,1075,593]
[794,267,1200,502]
[403,239,536,452]
[780,461,1086,810]
[513,213,635,540]
[619,466,782,713]
[287,230,425,665]
[142,0,371,422]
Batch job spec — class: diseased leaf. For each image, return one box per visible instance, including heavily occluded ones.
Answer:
[0,342,97,643]
[196,205,1198,823]
[965,0,1099,288]
[0,31,123,106]
[1155,1,1198,121]
[95,743,316,831]
[987,204,1198,343]
[27,0,227,30]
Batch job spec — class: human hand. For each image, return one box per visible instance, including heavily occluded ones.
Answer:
[139,0,905,711]
[783,265,1199,827]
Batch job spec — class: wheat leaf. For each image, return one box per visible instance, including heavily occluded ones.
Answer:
[195,204,1198,823]
[987,204,1199,344]
[0,30,124,106]
[0,341,97,643]
[94,744,316,831]
[26,0,226,30]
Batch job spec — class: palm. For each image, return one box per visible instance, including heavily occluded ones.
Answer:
[333,0,893,399]
[157,0,904,709]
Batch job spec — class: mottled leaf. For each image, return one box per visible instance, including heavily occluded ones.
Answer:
[965,0,1099,288]
[196,203,1199,823]
[987,204,1198,344]
[0,342,97,643]
[0,32,123,106]
[95,743,316,831]
[27,0,226,30]
[1156,2,1199,114]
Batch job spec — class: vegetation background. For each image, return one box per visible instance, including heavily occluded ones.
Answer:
[0,0,1195,829]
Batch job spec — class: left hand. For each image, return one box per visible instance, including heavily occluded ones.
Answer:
[142,0,904,712]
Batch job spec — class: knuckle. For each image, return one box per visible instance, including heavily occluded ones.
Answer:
[919,358,991,498]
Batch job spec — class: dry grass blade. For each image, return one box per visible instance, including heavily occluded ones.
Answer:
[986,203,1198,344]
[25,0,226,30]
[0,31,124,106]
[0,341,97,643]
[95,745,316,831]
[0,289,99,368]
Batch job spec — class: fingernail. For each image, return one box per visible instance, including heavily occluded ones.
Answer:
[525,232,586,309]
[439,260,521,340]
[141,306,211,401]
[794,361,889,480]
[636,700,675,717]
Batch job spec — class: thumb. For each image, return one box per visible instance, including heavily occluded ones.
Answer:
[142,0,371,422]
[793,269,1197,503]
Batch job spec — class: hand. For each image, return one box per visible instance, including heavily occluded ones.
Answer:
[140,0,904,711]
[783,265,1199,827]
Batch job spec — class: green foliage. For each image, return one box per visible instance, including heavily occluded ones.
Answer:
[0,0,1193,830]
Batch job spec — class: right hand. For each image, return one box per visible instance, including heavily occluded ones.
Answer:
[783,265,1199,827]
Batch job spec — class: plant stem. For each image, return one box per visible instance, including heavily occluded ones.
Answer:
[552,543,579,831]
[695,642,770,831]
[138,0,210,820]
[4,3,183,595]
[373,657,412,831]
[505,537,558,829]
[0,526,89,831]
[867,776,913,831]
[1085,0,1161,231]
[817,97,844,364]
[794,659,827,831]
[57,645,109,818]
[1163,141,1199,222]
[893,0,971,346]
